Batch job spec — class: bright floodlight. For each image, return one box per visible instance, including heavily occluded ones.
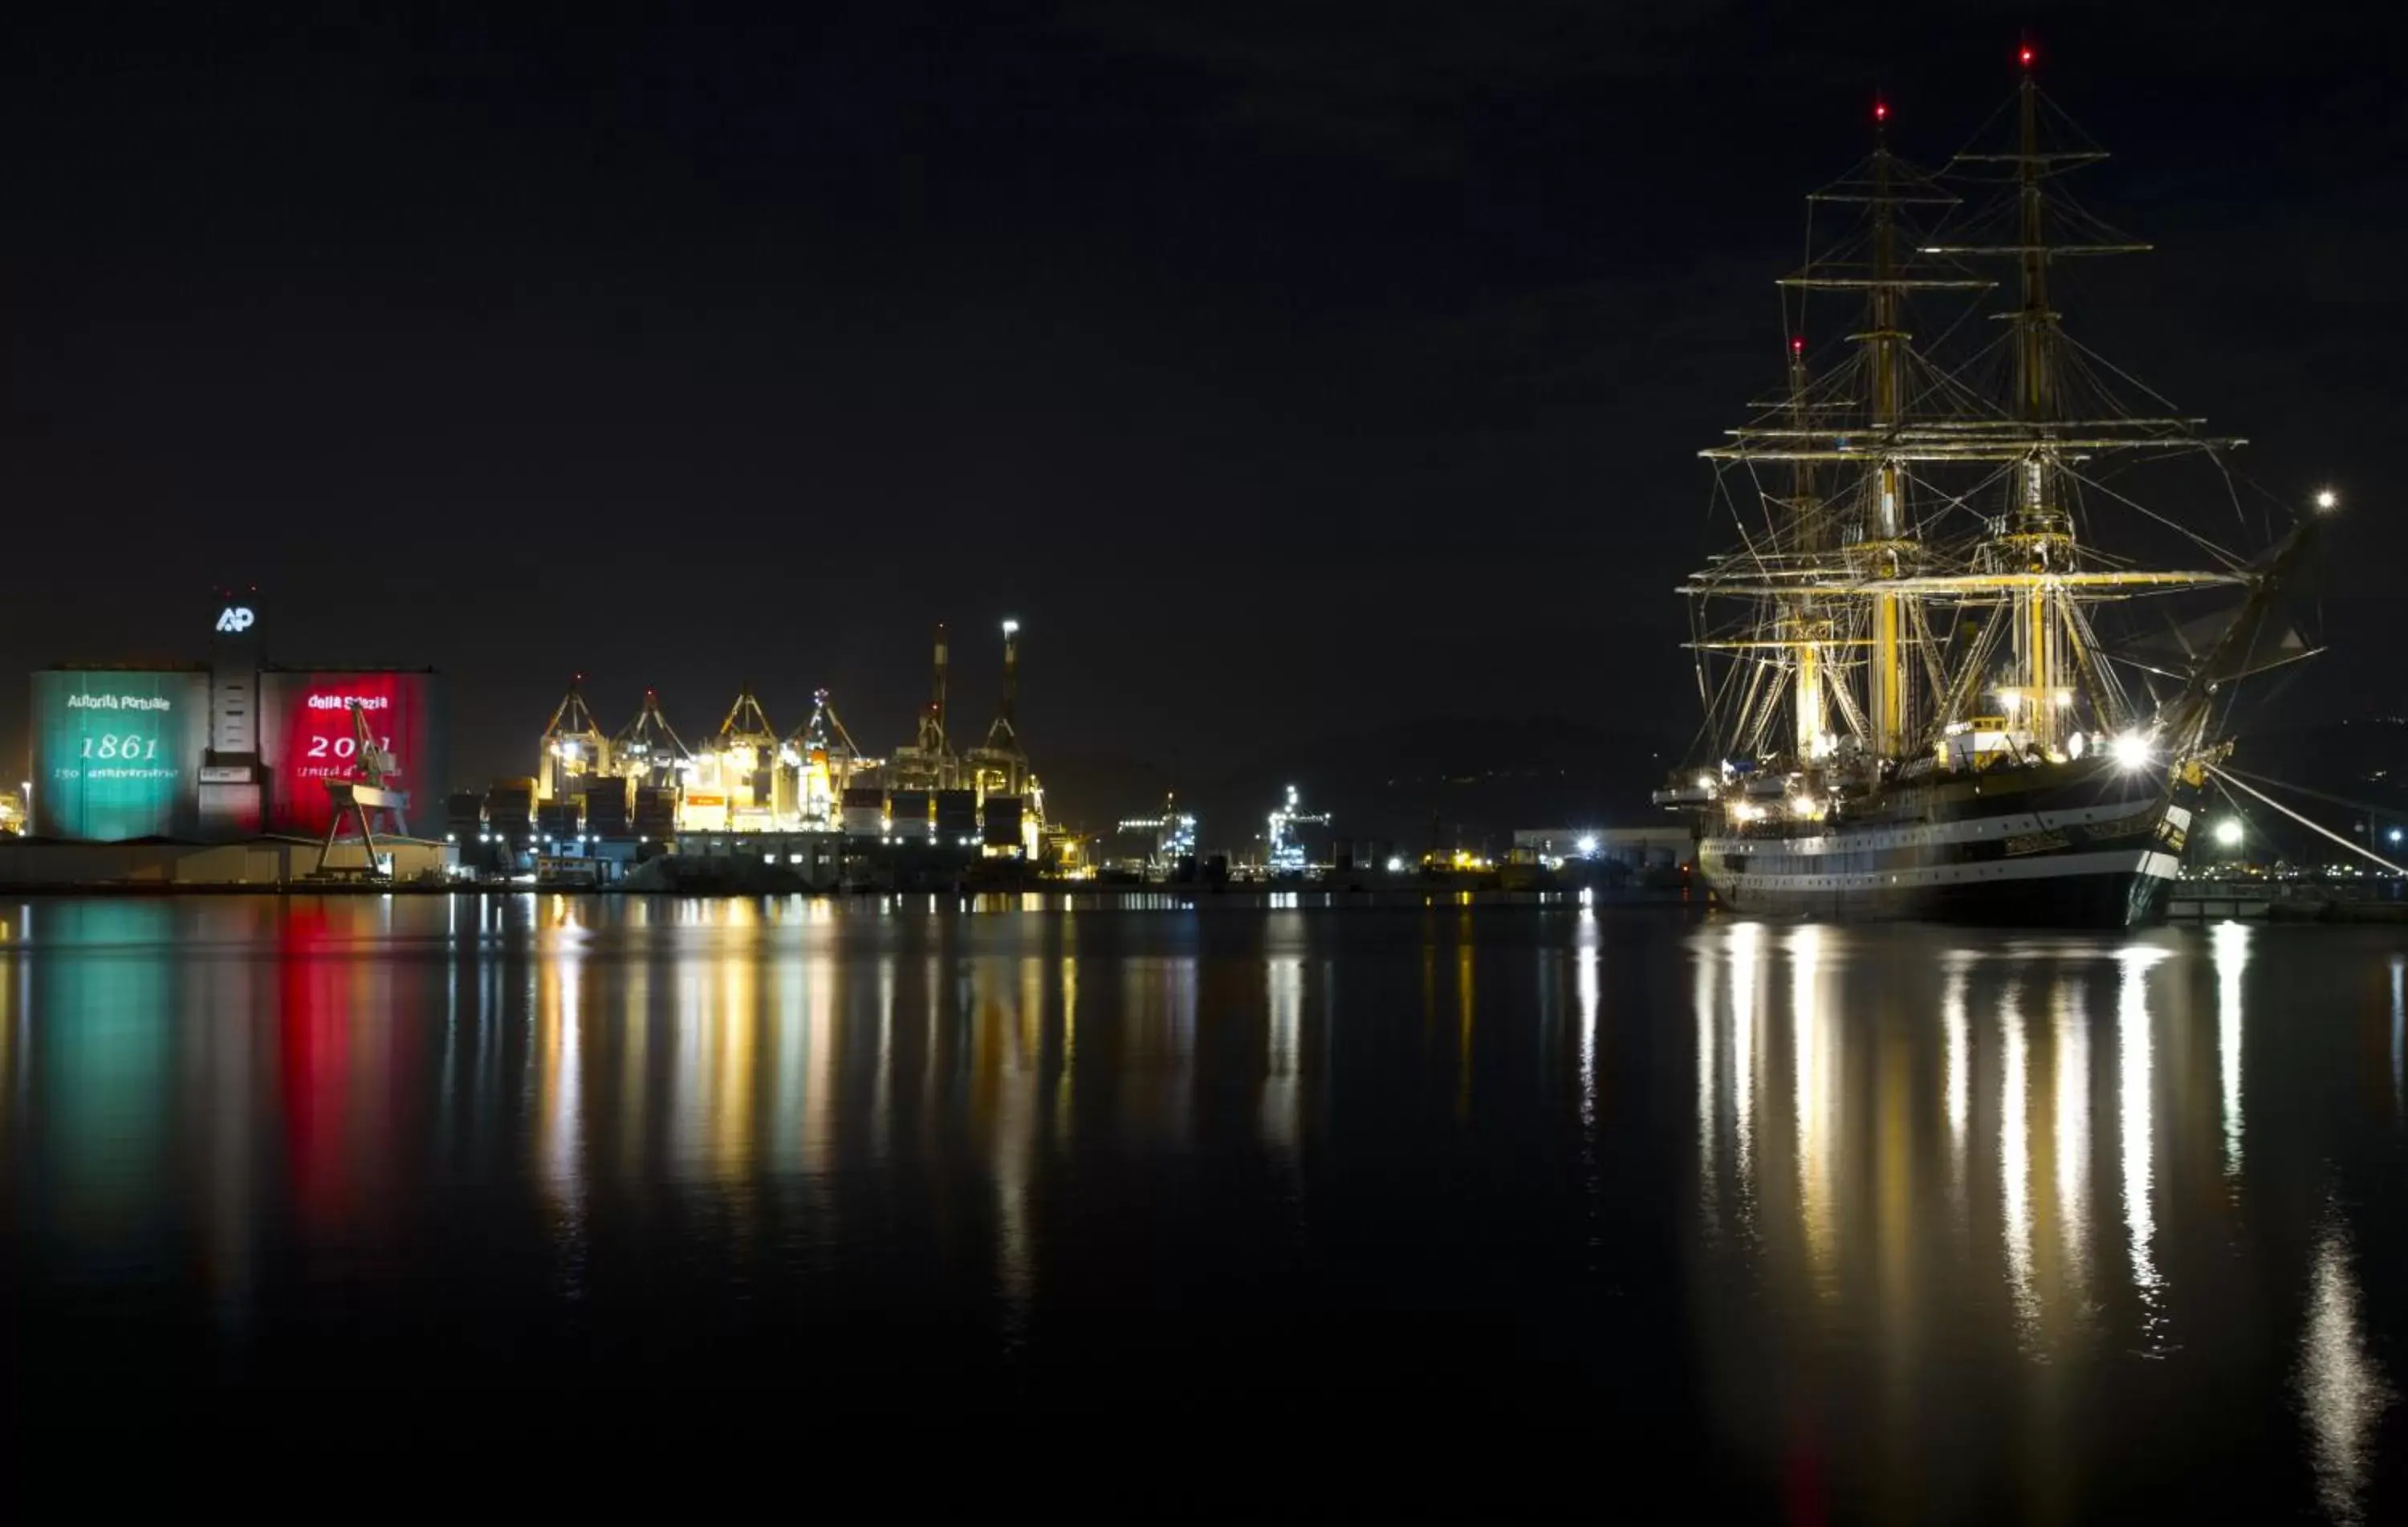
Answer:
[2214,817,2244,849]
[1002,618,1019,634]
[2110,731,2153,772]
[2315,488,2339,512]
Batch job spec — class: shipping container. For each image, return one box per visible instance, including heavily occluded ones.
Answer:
[632,784,677,839]
[934,789,978,843]
[888,789,934,840]
[982,795,1025,847]
[582,776,630,833]
[486,776,536,849]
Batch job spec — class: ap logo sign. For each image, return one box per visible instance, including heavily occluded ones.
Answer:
[215,606,256,633]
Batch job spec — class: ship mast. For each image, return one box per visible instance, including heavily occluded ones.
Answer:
[1862,99,1912,757]
[1680,51,2272,784]
[1674,46,2309,806]
[1685,98,1982,769]
[2005,47,2072,749]
[1916,41,2187,751]
[1784,335,1828,759]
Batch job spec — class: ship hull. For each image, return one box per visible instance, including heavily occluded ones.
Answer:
[1696,763,2192,928]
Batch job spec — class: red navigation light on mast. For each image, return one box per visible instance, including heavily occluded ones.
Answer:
[2019,42,2035,68]
[1873,99,1889,124]
[1791,336,1805,354]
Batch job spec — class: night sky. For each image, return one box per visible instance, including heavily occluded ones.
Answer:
[0,2,2397,831]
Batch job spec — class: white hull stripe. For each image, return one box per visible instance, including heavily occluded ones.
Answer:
[1703,800,2162,857]
[1712,849,2180,896]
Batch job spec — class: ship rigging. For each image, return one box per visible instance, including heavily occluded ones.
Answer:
[1661,47,2325,926]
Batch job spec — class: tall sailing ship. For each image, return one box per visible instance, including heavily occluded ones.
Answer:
[1657,51,2321,926]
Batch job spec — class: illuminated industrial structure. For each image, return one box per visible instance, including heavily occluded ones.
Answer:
[1267,784,1330,877]
[6,594,464,883]
[679,686,783,833]
[787,689,861,829]
[610,689,689,789]
[1114,792,1198,878]
[966,618,1029,798]
[470,617,1048,875]
[538,678,608,803]
[885,622,954,792]
[963,619,1043,857]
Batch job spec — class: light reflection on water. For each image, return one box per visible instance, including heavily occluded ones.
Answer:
[1685,918,2400,1515]
[0,896,2400,1510]
[2300,1204,2393,1524]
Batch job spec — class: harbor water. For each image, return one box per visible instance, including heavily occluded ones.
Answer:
[1,894,2402,1513]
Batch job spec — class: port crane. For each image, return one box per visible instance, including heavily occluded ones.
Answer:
[789,688,863,828]
[539,675,608,801]
[1267,784,1329,877]
[966,618,1031,799]
[312,699,409,881]
[611,689,691,789]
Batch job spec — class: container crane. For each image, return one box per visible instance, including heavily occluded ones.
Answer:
[788,688,863,829]
[539,675,608,802]
[1267,784,1330,878]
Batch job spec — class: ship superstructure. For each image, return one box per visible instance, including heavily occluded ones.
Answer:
[1660,51,2320,925]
